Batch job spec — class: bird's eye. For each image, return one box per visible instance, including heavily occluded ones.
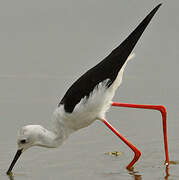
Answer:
[20,139,26,144]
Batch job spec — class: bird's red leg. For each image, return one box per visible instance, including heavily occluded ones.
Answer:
[100,118,141,170]
[112,102,169,166]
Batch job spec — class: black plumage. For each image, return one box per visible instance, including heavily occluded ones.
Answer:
[59,4,161,113]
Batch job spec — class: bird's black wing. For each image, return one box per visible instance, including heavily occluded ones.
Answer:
[59,4,161,113]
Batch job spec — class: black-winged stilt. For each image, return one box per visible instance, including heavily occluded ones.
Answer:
[7,3,169,175]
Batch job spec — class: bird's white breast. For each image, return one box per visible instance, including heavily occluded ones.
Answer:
[54,79,113,131]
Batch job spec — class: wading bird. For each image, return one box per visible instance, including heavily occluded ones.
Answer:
[7,3,169,176]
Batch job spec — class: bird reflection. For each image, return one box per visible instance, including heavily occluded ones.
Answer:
[128,168,142,180]
[7,161,175,180]
[128,163,172,180]
[165,165,170,180]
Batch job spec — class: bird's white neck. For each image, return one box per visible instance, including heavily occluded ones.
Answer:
[35,124,73,148]
[36,129,61,148]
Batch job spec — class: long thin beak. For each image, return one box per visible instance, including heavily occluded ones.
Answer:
[6,149,23,175]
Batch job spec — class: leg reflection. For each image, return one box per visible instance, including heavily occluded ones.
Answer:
[165,165,170,180]
[128,168,142,180]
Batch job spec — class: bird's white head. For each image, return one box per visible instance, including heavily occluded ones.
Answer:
[17,125,48,151]
[7,124,62,175]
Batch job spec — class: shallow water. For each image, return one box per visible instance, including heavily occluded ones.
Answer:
[0,0,179,179]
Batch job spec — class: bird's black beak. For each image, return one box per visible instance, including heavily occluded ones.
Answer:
[6,149,23,175]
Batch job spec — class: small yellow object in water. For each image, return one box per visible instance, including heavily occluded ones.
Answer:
[105,151,123,156]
